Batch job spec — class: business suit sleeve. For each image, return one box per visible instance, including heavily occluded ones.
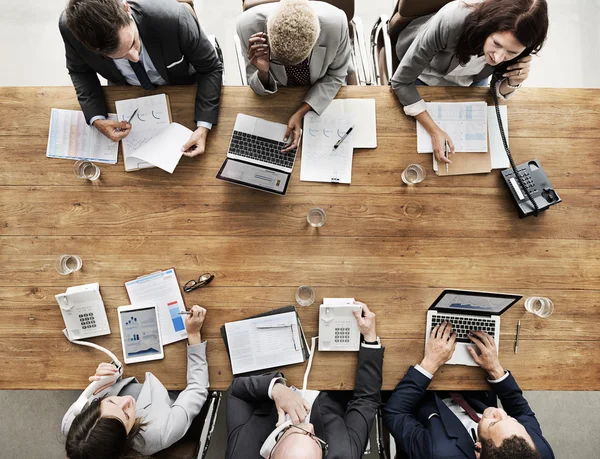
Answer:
[177,5,222,125]
[390,12,447,115]
[58,12,108,124]
[303,17,351,115]
[341,346,384,458]
[155,342,210,448]
[383,366,435,459]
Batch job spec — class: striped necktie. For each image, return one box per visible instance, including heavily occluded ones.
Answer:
[129,60,154,90]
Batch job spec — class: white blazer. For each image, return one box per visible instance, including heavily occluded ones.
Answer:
[62,342,209,456]
[236,1,352,115]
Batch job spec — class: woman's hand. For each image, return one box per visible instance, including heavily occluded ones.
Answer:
[248,32,270,76]
[503,55,533,86]
[185,305,207,345]
[88,362,119,395]
[430,126,455,165]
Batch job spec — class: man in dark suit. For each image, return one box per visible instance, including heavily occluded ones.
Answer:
[383,323,554,459]
[59,0,222,157]
[225,302,384,459]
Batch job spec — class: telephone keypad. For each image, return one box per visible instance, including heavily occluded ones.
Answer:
[334,326,351,343]
[78,312,97,330]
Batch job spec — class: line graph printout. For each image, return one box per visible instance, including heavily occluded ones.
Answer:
[417,101,488,153]
[300,112,355,183]
[46,109,119,163]
[115,94,171,171]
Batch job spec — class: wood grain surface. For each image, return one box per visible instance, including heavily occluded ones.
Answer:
[1,85,599,391]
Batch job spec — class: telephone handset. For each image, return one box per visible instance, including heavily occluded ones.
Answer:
[490,55,561,218]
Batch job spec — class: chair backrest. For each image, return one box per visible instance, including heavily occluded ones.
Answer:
[242,0,354,22]
[389,0,453,44]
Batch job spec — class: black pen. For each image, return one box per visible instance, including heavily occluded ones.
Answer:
[514,320,521,353]
[127,108,139,124]
[333,126,354,150]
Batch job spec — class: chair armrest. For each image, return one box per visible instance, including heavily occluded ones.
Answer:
[233,34,248,86]
[351,17,373,85]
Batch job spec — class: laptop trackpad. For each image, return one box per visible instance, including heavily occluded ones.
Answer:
[234,113,257,133]
[448,343,478,366]
[254,118,287,142]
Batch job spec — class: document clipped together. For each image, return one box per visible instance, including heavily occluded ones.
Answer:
[46,109,119,163]
[221,305,309,375]
[115,94,190,173]
[125,268,188,345]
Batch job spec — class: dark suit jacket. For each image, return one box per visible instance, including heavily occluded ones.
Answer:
[225,346,385,459]
[58,0,222,124]
[383,367,554,459]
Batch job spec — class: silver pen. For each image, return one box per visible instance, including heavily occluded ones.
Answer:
[333,125,354,150]
[444,139,449,174]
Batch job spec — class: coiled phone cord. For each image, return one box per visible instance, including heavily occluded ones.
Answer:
[490,77,541,216]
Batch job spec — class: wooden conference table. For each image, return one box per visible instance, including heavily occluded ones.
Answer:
[1,85,599,392]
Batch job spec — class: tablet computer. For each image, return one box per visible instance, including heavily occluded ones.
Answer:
[117,304,165,364]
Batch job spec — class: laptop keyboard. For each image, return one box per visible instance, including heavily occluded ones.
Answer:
[228,131,297,169]
[431,314,496,343]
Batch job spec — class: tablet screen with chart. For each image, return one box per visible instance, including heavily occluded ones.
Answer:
[119,306,164,363]
[432,291,521,315]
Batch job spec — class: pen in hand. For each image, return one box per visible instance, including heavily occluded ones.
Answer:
[127,108,139,124]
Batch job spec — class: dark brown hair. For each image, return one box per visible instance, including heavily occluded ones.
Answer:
[66,0,132,55]
[480,436,543,459]
[456,0,549,65]
[65,396,149,459]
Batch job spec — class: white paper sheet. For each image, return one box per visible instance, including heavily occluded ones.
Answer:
[487,106,510,169]
[124,269,187,345]
[225,312,304,375]
[46,109,119,163]
[417,101,488,153]
[319,99,377,148]
[127,123,190,174]
[115,94,171,171]
[300,112,354,183]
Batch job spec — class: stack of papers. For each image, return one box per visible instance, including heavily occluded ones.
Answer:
[125,269,188,345]
[116,94,189,173]
[300,98,377,184]
[46,109,119,163]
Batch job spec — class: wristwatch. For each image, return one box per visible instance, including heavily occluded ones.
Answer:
[362,337,380,345]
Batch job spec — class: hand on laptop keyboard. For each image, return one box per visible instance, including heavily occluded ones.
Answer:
[420,321,457,375]
[467,331,505,380]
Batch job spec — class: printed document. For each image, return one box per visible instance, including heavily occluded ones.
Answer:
[225,311,304,375]
[319,99,377,148]
[417,101,488,153]
[125,269,187,345]
[127,123,189,174]
[301,112,355,183]
[46,109,119,163]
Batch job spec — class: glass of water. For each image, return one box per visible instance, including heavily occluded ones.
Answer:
[307,208,327,227]
[56,254,83,275]
[73,160,100,180]
[401,164,426,185]
[296,285,315,307]
[524,297,554,318]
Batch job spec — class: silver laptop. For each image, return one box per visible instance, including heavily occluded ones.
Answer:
[425,290,522,366]
[216,114,299,195]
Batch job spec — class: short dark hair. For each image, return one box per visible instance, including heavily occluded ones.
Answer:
[456,0,549,65]
[66,0,132,55]
[65,396,148,459]
[480,436,543,459]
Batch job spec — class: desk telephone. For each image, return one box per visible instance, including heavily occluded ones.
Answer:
[491,62,561,218]
[55,283,111,340]
[318,298,362,351]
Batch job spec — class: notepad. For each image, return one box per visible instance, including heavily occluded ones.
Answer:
[46,109,119,163]
[223,309,306,375]
[124,268,188,345]
[417,101,488,153]
[115,94,187,173]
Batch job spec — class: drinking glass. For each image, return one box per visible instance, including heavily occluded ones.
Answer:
[524,297,554,318]
[296,286,315,307]
[73,160,100,180]
[307,208,327,228]
[401,164,426,185]
[56,255,83,275]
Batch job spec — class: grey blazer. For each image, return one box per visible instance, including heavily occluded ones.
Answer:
[61,342,210,456]
[58,0,222,124]
[236,1,352,115]
[390,1,507,115]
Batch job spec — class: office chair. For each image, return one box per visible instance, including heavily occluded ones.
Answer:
[369,0,453,85]
[153,391,223,459]
[234,0,373,86]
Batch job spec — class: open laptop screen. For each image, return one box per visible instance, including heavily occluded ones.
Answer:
[430,290,522,315]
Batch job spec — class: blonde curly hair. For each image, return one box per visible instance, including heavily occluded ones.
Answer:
[267,0,320,66]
